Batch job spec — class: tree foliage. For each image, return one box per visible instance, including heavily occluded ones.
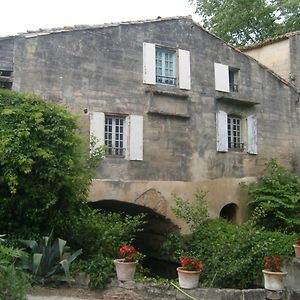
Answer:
[190,0,300,46]
[244,159,300,233]
[0,89,102,233]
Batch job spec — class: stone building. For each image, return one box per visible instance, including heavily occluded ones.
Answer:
[241,31,300,90]
[0,16,299,233]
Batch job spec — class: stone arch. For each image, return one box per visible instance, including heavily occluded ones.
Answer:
[219,202,238,223]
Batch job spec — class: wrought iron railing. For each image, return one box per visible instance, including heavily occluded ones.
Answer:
[156,75,176,86]
[228,142,244,151]
[106,147,126,157]
[230,83,239,92]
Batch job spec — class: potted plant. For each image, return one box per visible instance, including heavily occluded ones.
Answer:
[176,256,204,289]
[293,236,300,258]
[262,255,287,291]
[114,245,143,281]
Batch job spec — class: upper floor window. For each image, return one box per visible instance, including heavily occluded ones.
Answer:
[90,112,143,161]
[229,69,239,92]
[227,116,243,150]
[156,48,176,86]
[214,63,239,93]
[105,116,125,157]
[143,42,190,90]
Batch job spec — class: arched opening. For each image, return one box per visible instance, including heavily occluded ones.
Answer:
[89,199,180,278]
[219,203,238,223]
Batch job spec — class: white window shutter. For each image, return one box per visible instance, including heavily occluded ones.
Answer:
[143,42,156,85]
[247,115,257,155]
[129,115,143,160]
[216,111,228,152]
[90,112,105,152]
[214,62,230,92]
[178,49,191,90]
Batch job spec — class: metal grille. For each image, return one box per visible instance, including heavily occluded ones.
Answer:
[228,117,243,150]
[105,116,125,157]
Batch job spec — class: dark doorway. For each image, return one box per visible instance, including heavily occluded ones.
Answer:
[220,203,238,223]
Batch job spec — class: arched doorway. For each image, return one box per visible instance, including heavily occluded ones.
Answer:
[219,203,238,223]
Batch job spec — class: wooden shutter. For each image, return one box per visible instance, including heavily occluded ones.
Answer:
[129,115,143,160]
[178,49,191,90]
[216,110,228,152]
[90,112,105,152]
[214,62,230,92]
[143,42,156,85]
[247,115,257,154]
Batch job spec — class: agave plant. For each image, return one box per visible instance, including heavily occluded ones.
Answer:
[18,231,82,283]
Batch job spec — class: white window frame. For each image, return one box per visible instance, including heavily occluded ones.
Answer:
[156,47,176,86]
[105,115,126,157]
[227,115,243,151]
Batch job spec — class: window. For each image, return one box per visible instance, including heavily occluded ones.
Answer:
[156,48,176,86]
[227,116,243,150]
[216,111,257,154]
[90,112,143,160]
[105,116,125,157]
[143,42,190,90]
[229,69,239,92]
[214,63,239,93]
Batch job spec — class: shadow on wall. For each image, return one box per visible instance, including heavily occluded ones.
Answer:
[219,203,238,223]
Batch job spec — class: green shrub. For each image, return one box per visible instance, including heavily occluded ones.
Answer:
[72,254,115,289]
[0,89,104,234]
[0,240,30,299]
[243,159,300,233]
[186,219,295,288]
[165,190,296,289]
[0,264,30,300]
[65,207,146,258]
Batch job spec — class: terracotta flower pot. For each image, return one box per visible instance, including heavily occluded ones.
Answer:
[177,267,201,289]
[262,270,287,291]
[293,244,300,258]
[114,259,138,281]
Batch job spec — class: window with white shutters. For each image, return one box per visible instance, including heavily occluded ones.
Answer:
[90,113,143,160]
[143,42,191,90]
[216,111,257,154]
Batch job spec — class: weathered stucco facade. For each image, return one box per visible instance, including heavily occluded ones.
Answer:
[1,17,300,231]
[242,31,300,91]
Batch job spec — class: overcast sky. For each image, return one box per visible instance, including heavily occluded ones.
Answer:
[0,0,200,37]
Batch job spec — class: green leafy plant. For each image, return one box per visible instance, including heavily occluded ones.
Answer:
[263,255,282,272]
[172,191,209,230]
[0,237,30,299]
[0,89,104,234]
[19,231,82,284]
[166,193,296,288]
[72,254,115,289]
[243,159,300,233]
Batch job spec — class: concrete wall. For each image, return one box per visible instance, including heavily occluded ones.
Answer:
[2,17,300,229]
[0,37,14,71]
[243,39,290,83]
[290,34,300,90]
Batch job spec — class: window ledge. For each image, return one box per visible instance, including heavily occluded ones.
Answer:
[216,92,260,105]
[145,85,189,99]
[147,109,190,119]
